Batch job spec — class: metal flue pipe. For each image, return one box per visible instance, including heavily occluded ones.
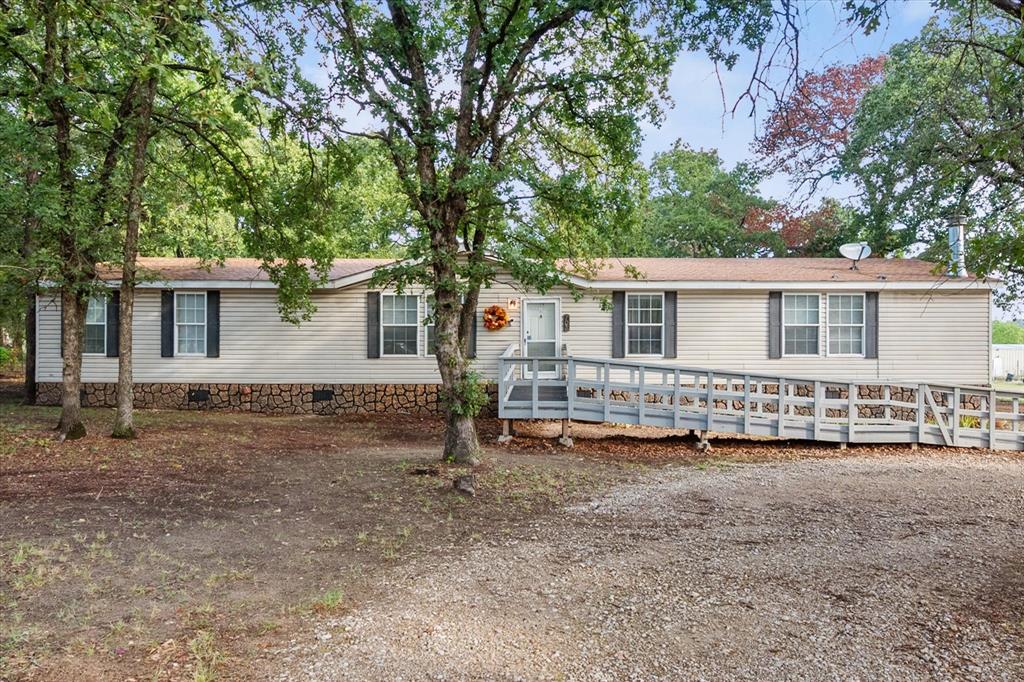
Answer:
[947,214,967,278]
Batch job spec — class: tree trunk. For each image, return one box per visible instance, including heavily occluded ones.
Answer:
[112,76,157,439]
[432,267,482,464]
[21,168,39,405]
[23,295,36,405]
[443,410,480,462]
[57,289,86,440]
[112,284,136,438]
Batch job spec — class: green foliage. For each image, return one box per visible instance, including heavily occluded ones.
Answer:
[993,321,1024,344]
[251,0,809,298]
[0,1,416,329]
[441,371,490,418]
[633,142,773,257]
[621,143,858,258]
[840,1,1024,296]
[0,347,14,371]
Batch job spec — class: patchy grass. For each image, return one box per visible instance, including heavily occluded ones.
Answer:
[311,588,345,614]
[992,380,1024,394]
[0,395,631,681]
[188,630,222,682]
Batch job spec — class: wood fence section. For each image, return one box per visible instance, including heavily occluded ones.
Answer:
[497,345,1024,451]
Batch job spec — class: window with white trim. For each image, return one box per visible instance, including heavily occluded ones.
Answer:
[83,296,107,354]
[783,294,820,356]
[626,293,664,356]
[828,294,865,356]
[175,292,207,356]
[424,297,437,357]
[381,294,419,356]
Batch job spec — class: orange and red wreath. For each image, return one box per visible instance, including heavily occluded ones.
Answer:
[483,304,510,330]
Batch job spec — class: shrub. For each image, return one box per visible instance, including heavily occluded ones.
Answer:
[993,320,1024,344]
[441,370,490,417]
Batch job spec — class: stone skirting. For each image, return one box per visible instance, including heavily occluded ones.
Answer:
[36,382,498,416]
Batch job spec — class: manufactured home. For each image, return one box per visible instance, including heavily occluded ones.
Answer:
[35,255,994,415]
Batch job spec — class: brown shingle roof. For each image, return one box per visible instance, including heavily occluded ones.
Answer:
[564,257,963,282]
[99,257,394,282]
[101,256,969,284]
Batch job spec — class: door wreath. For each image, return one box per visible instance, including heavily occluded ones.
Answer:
[483,304,510,330]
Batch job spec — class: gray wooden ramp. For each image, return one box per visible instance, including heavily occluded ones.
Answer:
[497,345,1024,451]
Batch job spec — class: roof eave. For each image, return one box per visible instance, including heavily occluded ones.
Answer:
[566,276,1000,291]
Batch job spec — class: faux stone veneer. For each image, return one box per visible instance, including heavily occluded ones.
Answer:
[36,382,498,417]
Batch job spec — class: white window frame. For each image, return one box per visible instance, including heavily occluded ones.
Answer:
[826,293,866,358]
[83,295,107,356]
[782,293,821,358]
[424,297,436,358]
[380,293,420,357]
[625,292,665,358]
[174,291,208,357]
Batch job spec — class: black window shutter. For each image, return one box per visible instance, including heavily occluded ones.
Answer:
[59,297,64,358]
[663,291,677,359]
[865,291,879,359]
[768,291,782,359]
[367,291,381,358]
[467,309,478,359]
[161,290,174,357]
[611,291,625,358]
[106,291,120,357]
[206,291,220,358]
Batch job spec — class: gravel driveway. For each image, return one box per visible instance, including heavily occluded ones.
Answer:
[274,454,1024,681]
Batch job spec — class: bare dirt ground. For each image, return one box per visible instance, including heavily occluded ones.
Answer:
[2,380,1022,680]
[276,453,1024,681]
[0,395,630,681]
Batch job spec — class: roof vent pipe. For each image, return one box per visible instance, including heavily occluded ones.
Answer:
[947,214,967,278]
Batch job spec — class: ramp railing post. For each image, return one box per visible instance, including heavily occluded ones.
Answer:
[566,357,575,420]
[743,375,751,434]
[814,380,822,441]
[917,384,925,444]
[1014,397,1020,438]
[989,389,997,449]
[778,378,786,438]
[673,369,681,428]
[638,367,646,424]
[706,371,714,433]
[498,357,506,415]
[953,387,961,446]
[848,382,856,443]
[603,362,611,422]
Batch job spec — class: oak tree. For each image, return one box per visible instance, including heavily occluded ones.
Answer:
[252,0,810,463]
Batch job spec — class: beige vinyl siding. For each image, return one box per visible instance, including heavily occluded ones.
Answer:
[37,284,991,386]
[665,290,989,384]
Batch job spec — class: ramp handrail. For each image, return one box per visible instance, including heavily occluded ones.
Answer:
[497,352,1024,451]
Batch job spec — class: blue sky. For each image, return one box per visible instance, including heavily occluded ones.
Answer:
[644,1,935,202]
[300,3,935,204]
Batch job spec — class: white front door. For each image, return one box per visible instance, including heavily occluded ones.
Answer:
[522,299,560,378]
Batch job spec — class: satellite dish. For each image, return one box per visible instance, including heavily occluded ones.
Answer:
[839,242,872,270]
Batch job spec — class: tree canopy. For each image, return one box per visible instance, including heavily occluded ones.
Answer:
[632,143,771,258]
[993,320,1024,344]
[754,0,1024,300]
